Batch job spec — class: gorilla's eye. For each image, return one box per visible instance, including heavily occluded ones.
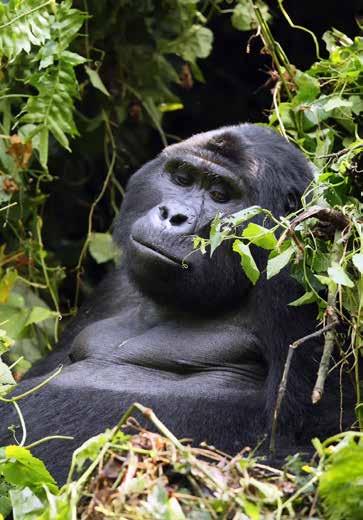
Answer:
[165,161,195,187]
[172,169,194,187]
[210,185,230,203]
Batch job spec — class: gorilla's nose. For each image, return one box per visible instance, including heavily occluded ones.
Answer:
[157,202,195,231]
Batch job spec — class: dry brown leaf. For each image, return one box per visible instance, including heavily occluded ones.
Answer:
[6,134,32,169]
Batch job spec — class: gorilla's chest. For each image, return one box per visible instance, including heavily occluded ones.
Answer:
[70,312,264,381]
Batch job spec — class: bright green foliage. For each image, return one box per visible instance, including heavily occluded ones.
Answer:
[0,445,58,518]
[0,359,16,396]
[71,429,115,474]
[158,24,213,63]
[242,222,277,250]
[17,1,87,158]
[233,239,260,284]
[0,0,52,61]
[88,233,120,264]
[0,445,58,495]
[232,0,271,31]
[266,245,294,280]
[319,437,363,520]
[0,0,86,379]
[20,59,82,152]
[194,18,362,433]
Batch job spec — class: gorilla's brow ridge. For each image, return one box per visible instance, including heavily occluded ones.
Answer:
[163,152,245,190]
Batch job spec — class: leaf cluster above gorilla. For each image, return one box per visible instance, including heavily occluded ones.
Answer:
[0,124,354,483]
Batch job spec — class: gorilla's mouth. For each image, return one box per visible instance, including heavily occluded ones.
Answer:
[131,236,188,267]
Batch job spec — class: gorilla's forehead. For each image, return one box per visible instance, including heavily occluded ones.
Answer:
[163,126,245,163]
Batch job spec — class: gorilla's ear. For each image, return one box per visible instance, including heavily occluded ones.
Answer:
[285,189,301,214]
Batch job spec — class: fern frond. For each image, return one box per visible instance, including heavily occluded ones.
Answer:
[0,0,52,60]
[14,1,86,163]
[19,57,81,150]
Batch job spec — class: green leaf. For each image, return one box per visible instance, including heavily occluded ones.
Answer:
[59,50,87,66]
[323,96,352,112]
[0,359,16,396]
[159,102,184,112]
[294,71,320,104]
[315,274,336,292]
[16,3,86,161]
[249,477,282,503]
[232,240,260,285]
[0,305,29,340]
[232,1,271,32]
[349,95,363,115]
[89,233,120,264]
[242,223,277,250]
[327,262,354,287]
[209,213,224,256]
[38,127,49,169]
[319,439,363,520]
[25,306,57,327]
[85,66,110,97]
[289,291,316,307]
[0,269,17,304]
[9,487,43,520]
[159,25,213,63]
[266,246,294,279]
[0,479,12,518]
[52,2,86,51]
[227,206,263,226]
[352,253,363,273]
[72,430,113,474]
[2,446,58,495]
[241,498,260,520]
[0,0,51,60]
[0,329,14,356]
[19,59,81,153]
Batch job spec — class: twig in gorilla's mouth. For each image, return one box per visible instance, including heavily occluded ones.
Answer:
[131,236,188,267]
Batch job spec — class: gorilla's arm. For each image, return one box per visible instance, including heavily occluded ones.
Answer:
[28,266,135,377]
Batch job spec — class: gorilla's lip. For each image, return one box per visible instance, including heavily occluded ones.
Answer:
[131,236,188,267]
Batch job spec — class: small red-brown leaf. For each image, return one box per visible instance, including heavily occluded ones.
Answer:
[6,134,33,169]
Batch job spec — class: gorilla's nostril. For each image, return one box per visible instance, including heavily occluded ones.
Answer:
[170,213,188,225]
[159,205,168,219]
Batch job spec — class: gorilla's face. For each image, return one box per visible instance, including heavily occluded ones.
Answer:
[116,125,312,310]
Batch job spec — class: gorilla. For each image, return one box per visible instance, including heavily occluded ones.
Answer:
[0,124,354,483]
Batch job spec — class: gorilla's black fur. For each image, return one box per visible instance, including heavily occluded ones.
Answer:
[0,125,354,483]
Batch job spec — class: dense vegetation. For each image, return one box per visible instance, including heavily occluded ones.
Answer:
[0,1,361,518]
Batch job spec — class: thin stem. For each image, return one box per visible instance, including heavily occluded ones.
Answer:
[272,82,288,140]
[277,0,321,59]
[26,435,73,450]
[74,116,117,306]
[1,365,62,402]
[0,94,31,100]
[312,231,340,404]
[13,401,26,446]
[36,217,61,342]
[253,6,293,102]
[270,320,338,452]
[116,402,185,451]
